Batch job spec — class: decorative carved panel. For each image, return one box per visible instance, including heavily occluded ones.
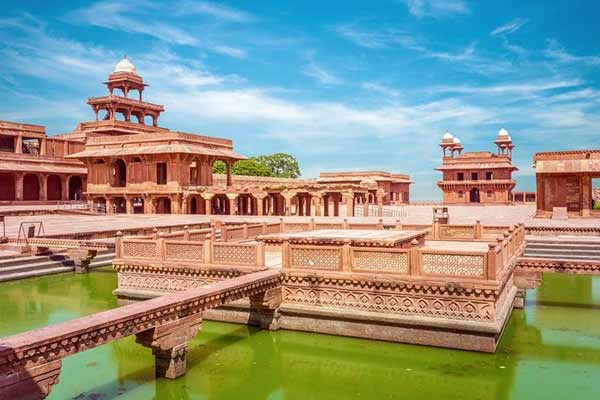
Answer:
[213,244,256,265]
[290,247,341,270]
[421,253,484,277]
[122,241,157,258]
[165,242,203,262]
[352,250,409,273]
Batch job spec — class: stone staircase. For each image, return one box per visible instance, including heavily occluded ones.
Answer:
[0,251,115,282]
[522,237,600,262]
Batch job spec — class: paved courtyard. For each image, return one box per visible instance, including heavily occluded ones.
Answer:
[1,204,599,239]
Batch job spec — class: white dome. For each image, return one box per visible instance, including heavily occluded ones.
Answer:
[442,132,453,140]
[452,137,461,144]
[498,128,509,137]
[114,56,137,74]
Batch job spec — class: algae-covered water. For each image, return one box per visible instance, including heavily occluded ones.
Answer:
[1,267,599,400]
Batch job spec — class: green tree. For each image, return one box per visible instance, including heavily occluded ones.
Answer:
[255,153,301,178]
[212,159,271,176]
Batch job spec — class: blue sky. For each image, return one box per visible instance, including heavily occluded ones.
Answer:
[1,0,600,199]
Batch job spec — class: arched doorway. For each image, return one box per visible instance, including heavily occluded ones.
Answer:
[23,174,40,200]
[470,188,480,203]
[68,176,83,200]
[211,194,229,215]
[0,173,15,201]
[111,159,127,187]
[47,175,62,201]
[190,197,198,214]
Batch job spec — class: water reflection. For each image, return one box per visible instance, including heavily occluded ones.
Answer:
[1,269,600,399]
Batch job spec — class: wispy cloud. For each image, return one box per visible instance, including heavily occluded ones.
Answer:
[65,0,247,58]
[173,1,257,22]
[302,53,342,85]
[362,82,402,98]
[544,39,600,66]
[491,18,528,37]
[400,0,470,18]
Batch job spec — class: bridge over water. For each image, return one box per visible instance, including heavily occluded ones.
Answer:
[0,269,282,400]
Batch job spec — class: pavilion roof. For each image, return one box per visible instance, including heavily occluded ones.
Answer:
[66,143,245,160]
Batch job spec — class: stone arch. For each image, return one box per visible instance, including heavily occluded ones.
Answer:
[211,194,229,215]
[68,176,83,200]
[23,174,40,201]
[46,175,62,201]
[111,159,127,187]
[0,173,15,201]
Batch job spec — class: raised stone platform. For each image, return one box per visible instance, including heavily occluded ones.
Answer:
[259,229,427,247]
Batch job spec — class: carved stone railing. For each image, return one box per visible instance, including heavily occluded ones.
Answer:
[117,235,265,269]
[0,269,282,400]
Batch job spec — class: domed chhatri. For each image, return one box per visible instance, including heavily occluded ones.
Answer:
[442,131,454,140]
[452,137,461,144]
[114,56,137,75]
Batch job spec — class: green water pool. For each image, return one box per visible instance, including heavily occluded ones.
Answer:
[1,267,599,400]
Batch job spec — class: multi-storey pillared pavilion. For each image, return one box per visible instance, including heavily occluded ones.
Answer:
[436,130,517,204]
[64,58,411,216]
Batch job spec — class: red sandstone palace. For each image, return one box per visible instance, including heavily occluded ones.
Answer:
[436,130,517,204]
[0,58,411,216]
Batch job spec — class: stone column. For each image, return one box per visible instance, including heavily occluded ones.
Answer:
[135,315,202,379]
[376,190,384,217]
[282,191,294,216]
[226,161,232,186]
[14,172,24,201]
[202,193,213,215]
[363,194,369,217]
[15,134,22,153]
[305,194,312,216]
[342,192,354,217]
[61,175,70,201]
[39,174,48,201]
[255,193,267,216]
[106,197,114,214]
[40,138,47,156]
[333,195,339,217]
[582,174,591,217]
[313,193,322,217]
[226,193,238,215]
[125,197,134,214]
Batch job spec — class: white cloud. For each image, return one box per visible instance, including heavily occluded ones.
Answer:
[362,82,402,98]
[400,0,470,18]
[173,1,256,22]
[490,18,528,37]
[65,0,249,58]
[545,39,600,66]
[302,55,342,85]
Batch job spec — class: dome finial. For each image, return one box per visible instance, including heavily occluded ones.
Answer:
[114,56,137,75]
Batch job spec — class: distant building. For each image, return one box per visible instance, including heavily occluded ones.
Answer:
[436,130,517,204]
[317,171,412,205]
[0,121,86,204]
[534,149,600,217]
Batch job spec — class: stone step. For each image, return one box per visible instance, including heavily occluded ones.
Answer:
[522,252,600,261]
[0,258,74,275]
[0,253,70,269]
[0,252,115,281]
[527,242,600,249]
[525,245,600,253]
[0,266,76,282]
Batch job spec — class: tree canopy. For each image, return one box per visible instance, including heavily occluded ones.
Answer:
[213,153,301,178]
